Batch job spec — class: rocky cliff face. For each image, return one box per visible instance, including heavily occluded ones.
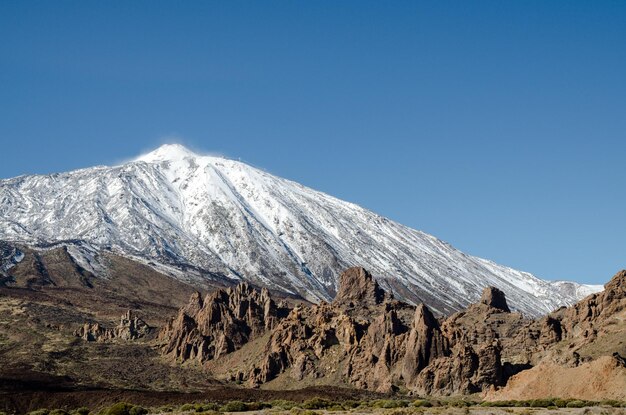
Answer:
[159,267,626,397]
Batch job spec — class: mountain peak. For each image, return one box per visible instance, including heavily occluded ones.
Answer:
[134,143,199,163]
[0,145,603,317]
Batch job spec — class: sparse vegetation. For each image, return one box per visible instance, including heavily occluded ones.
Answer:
[565,401,588,408]
[219,401,248,412]
[289,409,316,415]
[530,399,555,408]
[194,404,221,412]
[370,400,410,409]
[412,400,433,408]
[270,400,298,410]
[100,402,147,415]
[301,398,333,410]
[15,397,626,415]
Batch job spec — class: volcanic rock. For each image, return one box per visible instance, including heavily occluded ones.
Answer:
[158,283,289,362]
[333,267,388,308]
[75,310,151,342]
[402,304,448,386]
[160,266,626,399]
[479,287,511,312]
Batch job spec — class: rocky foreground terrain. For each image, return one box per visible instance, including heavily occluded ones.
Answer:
[158,267,626,398]
[0,241,624,412]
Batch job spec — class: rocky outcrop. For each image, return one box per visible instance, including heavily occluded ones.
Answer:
[75,310,151,342]
[161,266,626,398]
[158,283,289,362]
[401,304,448,386]
[480,287,511,312]
[558,270,626,337]
[244,267,512,394]
[333,267,388,308]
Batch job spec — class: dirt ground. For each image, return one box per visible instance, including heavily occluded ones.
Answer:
[230,408,625,415]
[180,407,625,415]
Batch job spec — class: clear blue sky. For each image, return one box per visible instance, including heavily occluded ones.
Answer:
[1,1,624,284]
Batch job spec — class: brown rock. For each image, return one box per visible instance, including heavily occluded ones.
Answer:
[159,283,289,363]
[74,310,151,342]
[402,304,448,386]
[333,267,387,308]
[480,287,511,312]
[160,267,626,399]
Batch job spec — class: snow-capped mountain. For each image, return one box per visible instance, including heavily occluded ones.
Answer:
[0,144,601,316]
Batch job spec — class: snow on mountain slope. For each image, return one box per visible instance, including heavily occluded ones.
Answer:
[0,144,602,315]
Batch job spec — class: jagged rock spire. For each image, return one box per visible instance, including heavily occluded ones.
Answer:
[333,266,387,307]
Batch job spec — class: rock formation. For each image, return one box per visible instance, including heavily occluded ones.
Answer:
[479,286,511,312]
[75,310,151,342]
[158,283,290,362]
[333,267,388,308]
[160,266,626,398]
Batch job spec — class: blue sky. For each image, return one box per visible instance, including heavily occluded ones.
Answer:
[1,1,624,284]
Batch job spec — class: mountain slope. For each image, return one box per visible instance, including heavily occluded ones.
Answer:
[0,144,600,315]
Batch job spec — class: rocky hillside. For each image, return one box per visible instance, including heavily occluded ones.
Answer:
[0,144,600,316]
[159,267,626,398]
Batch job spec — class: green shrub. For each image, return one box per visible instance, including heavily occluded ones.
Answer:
[28,410,50,415]
[356,401,370,408]
[372,400,409,409]
[195,404,220,412]
[447,400,471,408]
[547,406,558,410]
[50,410,69,415]
[600,400,622,407]
[220,401,248,412]
[301,398,332,410]
[270,400,297,410]
[158,406,174,413]
[245,402,271,411]
[181,404,196,412]
[553,399,571,408]
[566,400,587,408]
[106,403,133,415]
[341,400,359,409]
[412,400,432,408]
[530,399,555,408]
[73,408,90,415]
[99,403,146,415]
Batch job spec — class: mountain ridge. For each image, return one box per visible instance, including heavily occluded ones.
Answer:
[0,144,601,316]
